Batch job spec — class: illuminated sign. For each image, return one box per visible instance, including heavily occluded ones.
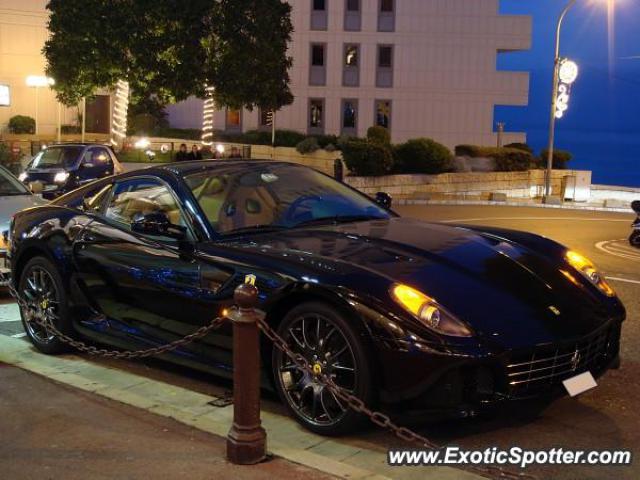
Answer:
[0,84,9,106]
[555,59,579,120]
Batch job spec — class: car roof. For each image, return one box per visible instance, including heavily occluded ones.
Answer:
[142,159,306,177]
[46,143,112,148]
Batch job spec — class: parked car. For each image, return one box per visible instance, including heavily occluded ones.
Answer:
[8,161,625,435]
[0,164,45,285]
[18,143,123,200]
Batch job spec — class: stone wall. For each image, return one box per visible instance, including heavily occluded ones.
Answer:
[344,169,592,201]
[250,145,338,176]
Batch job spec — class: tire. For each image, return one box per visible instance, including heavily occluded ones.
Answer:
[18,256,73,354]
[630,230,640,248]
[271,301,374,436]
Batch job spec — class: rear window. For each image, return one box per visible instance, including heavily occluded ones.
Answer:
[31,146,83,169]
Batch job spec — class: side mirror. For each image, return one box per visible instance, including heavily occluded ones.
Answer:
[29,181,44,194]
[375,192,392,210]
[131,212,187,240]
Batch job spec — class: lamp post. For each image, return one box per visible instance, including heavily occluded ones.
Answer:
[25,76,55,136]
[544,0,612,201]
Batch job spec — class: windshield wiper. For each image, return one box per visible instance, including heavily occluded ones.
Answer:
[222,224,289,236]
[293,215,387,228]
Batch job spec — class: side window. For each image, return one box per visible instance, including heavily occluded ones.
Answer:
[105,179,188,235]
[87,147,112,167]
[83,184,113,212]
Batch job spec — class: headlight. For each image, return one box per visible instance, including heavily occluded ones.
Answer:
[565,250,615,297]
[18,172,28,182]
[54,172,70,183]
[390,284,473,337]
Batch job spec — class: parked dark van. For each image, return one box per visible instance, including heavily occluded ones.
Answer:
[19,144,123,199]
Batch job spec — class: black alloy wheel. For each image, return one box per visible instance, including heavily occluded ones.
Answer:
[272,302,374,435]
[19,257,72,354]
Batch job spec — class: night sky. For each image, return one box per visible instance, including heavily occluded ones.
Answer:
[497,0,640,187]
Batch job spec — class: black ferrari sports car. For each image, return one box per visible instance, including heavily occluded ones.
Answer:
[8,160,625,435]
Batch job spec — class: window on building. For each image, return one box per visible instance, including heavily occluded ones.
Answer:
[375,100,392,129]
[0,85,9,107]
[311,0,328,30]
[377,45,394,88]
[342,100,357,133]
[345,45,358,66]
[344,0,361,31]
[309,99,324,133]
[310,44,327,86]
[226,109,241,129]
[312,44,325,66]
[259,109,273,128]
[378,0,395,31]
[378,46,393,68]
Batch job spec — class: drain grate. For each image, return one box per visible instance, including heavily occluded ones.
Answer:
[207,391,233,408]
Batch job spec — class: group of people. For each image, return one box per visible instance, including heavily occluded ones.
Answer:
[175,144,244,162]
[175,144,203,162]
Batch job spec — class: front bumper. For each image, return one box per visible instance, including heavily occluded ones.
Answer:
[375,318,623,421]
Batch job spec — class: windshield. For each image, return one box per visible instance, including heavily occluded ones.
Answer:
[0,166,30,196]
[31,146,83,169]
[185,164,391,234]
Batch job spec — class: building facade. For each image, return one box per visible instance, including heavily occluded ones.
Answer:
[168,0,532,149]
[0,0,111,136]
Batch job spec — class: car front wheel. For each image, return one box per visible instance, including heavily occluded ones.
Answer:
[18,256,72,354]
[272,301,374,435]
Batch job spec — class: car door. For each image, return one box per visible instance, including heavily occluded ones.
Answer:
[72,176,234,371]
[77,146,113,185]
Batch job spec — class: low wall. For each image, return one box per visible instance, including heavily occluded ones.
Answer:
[345,169,592,201]
[590,184,640,206]
[250,145,339,176]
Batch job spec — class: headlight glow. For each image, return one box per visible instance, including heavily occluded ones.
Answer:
[565,250,615,297]
[18,172,28,182]
[390,284,473,337]
[54,172,70,184]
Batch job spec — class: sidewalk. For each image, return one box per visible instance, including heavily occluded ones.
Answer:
[0,363,334,480]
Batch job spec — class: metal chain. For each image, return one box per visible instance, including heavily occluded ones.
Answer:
[257,316,537,480]
[9,285,227,360]
[9,280,535,480]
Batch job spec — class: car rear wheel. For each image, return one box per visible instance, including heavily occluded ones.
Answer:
[18,256,72,354]
[272,301,374,435]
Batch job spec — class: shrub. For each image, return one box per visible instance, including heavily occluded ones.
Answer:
[493,149,534,172]
[274,129,307,147]
[313,134,339,149]
[296,137,320,154]
[539,149,572,170]
[367,126,391,145]
[454,145,534,172]
[324,143,337,152]
[8,115,36,134]
[393,138,454,174]
[343,141,393,176]
[152,127,203,140]
[504,142,533,154]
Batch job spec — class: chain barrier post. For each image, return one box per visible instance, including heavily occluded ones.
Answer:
[226,279,267,465]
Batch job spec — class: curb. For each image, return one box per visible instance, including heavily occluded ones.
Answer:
[395,199,634,214]
[0,335,484,480]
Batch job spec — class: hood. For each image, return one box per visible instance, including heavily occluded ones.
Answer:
[0,193,44,234]
[216,217,620,348]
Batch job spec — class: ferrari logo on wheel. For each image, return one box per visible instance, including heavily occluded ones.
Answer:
[313,363,322,376]
[40,299,48,310]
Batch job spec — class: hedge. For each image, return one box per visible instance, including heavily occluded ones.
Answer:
[538,149,572,170]
[367,126,391,145]
[393,138,453,174]
[342,141,393,176]
[455,145,534,172]
[8,115,35,134]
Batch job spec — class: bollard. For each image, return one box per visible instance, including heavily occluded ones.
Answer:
[226,282,267,465]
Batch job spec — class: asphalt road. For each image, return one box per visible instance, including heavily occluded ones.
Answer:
[1,204,638,480]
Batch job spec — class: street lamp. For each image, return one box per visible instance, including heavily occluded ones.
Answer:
[543,0,610,202]
[25,75,55,136]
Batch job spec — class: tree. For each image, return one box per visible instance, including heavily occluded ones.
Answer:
[44,0,293,112]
